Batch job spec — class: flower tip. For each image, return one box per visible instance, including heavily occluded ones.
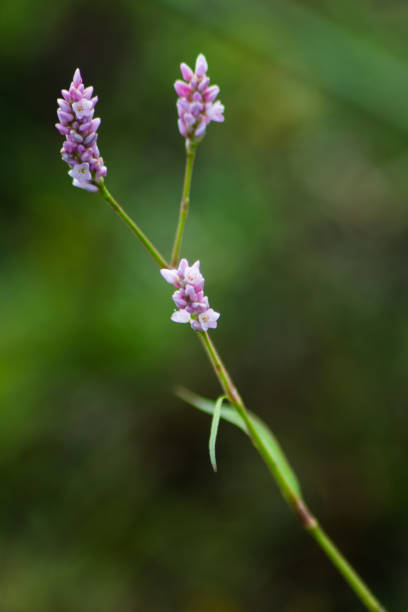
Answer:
[178,258,189,274]
[195,53,208,76]
[180,62,193,82]
[73,68,82,87]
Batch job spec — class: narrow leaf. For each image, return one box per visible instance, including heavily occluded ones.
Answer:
[209,395,226,472]
[176,387,302,496]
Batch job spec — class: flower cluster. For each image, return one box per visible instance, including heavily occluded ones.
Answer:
[161,259,220,332]
[56,68,107,192]
[175,53,224,145]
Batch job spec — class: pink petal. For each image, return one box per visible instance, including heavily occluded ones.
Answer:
[174,80,192,97]
[57,98,71,113]
[194,121,207,139]
[57,109,74,123]
[180,63,193,81]
[178,118,187,138]
[204,85,220,102]
[55,123,70,135]
[178,258,189,276]
[198,76,210,92]
[83,86,94,99]
[72,68,82,87]
[207,101,224,122]
[183,113,195,130]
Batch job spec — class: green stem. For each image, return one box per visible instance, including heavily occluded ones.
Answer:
[310,526,386,612]
[198,330,386,612]
[98,181,169,269]
[170,143,197,266]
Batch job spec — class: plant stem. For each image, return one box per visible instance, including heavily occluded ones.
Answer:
[198,330,386,612]
[170,143,196,266]
[98,181,169,269]
[310,526,386,612]
[96,187,387,611]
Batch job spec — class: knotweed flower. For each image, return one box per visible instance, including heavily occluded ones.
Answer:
[161,259,220,332]
[56,68,107,193]
[175,54,224,145]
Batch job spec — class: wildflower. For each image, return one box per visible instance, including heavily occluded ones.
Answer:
[175,54,224,145]
[56,68,107,192]
[161,258,220,332]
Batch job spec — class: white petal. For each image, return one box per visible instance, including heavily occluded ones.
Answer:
[160,269,178,285]
[171,309,191,323]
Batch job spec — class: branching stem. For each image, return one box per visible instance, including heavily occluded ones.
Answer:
[98,181,169,269]
[97,174,387,612]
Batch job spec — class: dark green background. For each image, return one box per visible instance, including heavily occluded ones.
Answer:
[1,1,407,610]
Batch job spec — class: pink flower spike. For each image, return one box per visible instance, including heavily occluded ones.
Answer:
[180,63,194,81]
[57,69,107,192]
[160,268,179,285]
[174,53,224,144]
[195,53,208,76]
[161,258,220,332]
[171,309,191,324]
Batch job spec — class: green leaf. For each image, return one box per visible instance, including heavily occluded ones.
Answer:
[209,395,227,472]
[176,387,301,496]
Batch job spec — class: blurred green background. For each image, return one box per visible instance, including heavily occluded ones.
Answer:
[1,0,408,610]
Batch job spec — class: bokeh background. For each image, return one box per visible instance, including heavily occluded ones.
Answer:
[1,0,408,610]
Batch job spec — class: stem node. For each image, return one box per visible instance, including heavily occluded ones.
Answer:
[292,498,317,530]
